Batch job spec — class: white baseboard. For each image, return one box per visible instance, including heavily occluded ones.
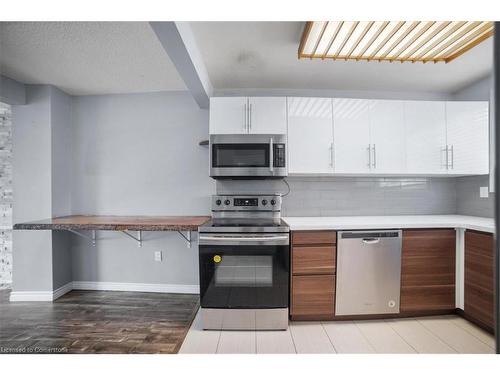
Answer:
[9,281,199,302]
[72,281,199,294]
[9,281,73,302]
[53,282,74,300]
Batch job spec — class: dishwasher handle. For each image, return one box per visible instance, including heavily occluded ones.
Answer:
[362,238,380,244]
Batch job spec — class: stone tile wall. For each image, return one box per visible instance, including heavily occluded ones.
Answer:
[0,102,12,285]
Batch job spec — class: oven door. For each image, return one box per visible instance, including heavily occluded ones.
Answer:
[198,233,289,309]
[210,134,287,178]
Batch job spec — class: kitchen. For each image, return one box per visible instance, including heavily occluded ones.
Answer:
[0,4,499,371]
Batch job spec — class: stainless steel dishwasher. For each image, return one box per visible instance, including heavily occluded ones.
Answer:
[335,230,402,316]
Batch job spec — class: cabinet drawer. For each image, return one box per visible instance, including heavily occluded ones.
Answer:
[292,246,336,275]
[292,231,336,245]
[291,275,335,318]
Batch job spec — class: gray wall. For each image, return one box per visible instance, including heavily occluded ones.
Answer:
[456,175,494,218]
[215,88,453,101]
[70,91,214,286]
[11,85,74,292]
[12,85,54,291]
[0,75,26,105]
[51,87,73,289]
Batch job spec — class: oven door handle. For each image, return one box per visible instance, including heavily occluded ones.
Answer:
[199,235,289,246]
[200,235,289,241]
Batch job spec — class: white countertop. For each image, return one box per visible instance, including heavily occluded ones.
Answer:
[283,215,495,233]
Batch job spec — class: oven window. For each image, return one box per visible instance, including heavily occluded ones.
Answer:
[212,143,269,168]
[199,243,289,309]
[215,256,273,287]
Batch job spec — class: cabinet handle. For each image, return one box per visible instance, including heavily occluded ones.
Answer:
[372,144,376,169]
[442,146,448,169]
[329,143,334,168]
[367,145,372,168]
[450,145,454,170]
[244,103,248,132]
[249,103,252,132]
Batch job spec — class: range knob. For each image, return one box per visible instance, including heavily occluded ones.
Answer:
[270,199,276,205]
[215,199,222,206]
[262,199,268,206]
[224,199,231,206]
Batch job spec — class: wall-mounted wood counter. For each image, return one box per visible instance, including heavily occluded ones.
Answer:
[13,215,210,232]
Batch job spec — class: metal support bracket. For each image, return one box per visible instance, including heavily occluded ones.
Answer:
[121,230,142,247]
[64,229,193,249]
[66,229,97,247]
[177,231,192,248]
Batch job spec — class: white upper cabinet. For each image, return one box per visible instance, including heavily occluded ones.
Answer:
[446,101,489,175]
[209,97,287,135]
[209,97,248,134]
[404,101,447,174]
[288,97,334,174]
[247,97,287,134]
[369,100,406,174]
[333,98,371,174]
[210,96,489,176]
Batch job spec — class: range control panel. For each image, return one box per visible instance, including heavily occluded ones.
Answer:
[234,198,259,207]
[212,195,282,211]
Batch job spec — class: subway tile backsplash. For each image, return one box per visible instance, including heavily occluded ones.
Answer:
[217,176,458,217]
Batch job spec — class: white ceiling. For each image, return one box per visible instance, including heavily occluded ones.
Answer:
[0,22,186,95]
[190,22,494,94]
[0,22,493,96]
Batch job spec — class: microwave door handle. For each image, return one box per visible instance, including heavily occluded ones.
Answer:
[269,137,274,173]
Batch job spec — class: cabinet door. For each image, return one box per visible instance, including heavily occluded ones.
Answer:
[248,97,287,134]
[288,97,334,174]
[291,275,335,319]
[209,97,248,134]
[464,231,494,331]
[369,100,406,174]
[400,230,456,313]
[405,101,447,174]
[446,101,489,175]
[333,98,371,174]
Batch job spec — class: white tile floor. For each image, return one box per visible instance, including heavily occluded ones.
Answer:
[179,310,495,354]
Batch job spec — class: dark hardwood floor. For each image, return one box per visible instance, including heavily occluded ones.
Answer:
[0,289,199,354]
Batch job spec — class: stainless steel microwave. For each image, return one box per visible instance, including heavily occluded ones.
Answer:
[209,134,287,178]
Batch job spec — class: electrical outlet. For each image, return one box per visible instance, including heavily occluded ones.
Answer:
[154,251,162,262]
[480,186,489,198]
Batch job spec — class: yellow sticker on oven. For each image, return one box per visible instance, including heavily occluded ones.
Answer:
[213,255,222,263]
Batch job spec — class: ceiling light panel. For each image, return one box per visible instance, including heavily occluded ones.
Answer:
[298,21,494,63]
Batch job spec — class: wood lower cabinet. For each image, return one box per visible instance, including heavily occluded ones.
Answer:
[290,231,336,319]
[400,229,456,313]
[464,230,495,331]
[291,275,335,318]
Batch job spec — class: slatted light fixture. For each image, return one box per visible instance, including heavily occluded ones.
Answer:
[298,21,494,63]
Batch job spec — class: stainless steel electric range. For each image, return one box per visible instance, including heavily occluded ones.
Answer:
[198,194,290,330]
